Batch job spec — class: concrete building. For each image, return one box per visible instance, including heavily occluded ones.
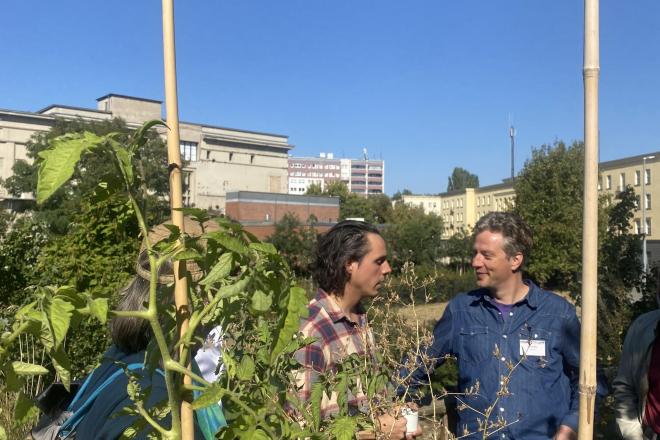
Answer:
[288,153,385,196]
[225,190,339,239]
[0,94,292,212]
[599,152,660,262]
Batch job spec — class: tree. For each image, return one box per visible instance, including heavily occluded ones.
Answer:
[306,181,393,223]
[391,188,413,201]
[513,141,586,290]
[267,213,317,277]
[382,203,444,270]
[446,167,479,192]
[2,117,169,233]
[443,227,473,275]
[513,140,646,365]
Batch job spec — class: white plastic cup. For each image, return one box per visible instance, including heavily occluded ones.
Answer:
[401,407,418,434]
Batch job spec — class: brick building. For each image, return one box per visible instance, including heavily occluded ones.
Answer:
[225,191,339,239]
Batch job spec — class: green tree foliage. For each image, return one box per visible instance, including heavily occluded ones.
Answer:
[266,213,317,277]
[382,203,444,270]
[306,181,392,223]
[446,167,479,192]
[513,140,646,363]
[442,227,473,275]
[2,118,169,233]
[391,188,413,201]
[513,141,586,289]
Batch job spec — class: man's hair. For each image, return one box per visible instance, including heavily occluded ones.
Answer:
[473,212,533,269]
[312,220,380,295]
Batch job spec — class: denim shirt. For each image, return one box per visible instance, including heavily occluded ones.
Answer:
[401,281,585,439]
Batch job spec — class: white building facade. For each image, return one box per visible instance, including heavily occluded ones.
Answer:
[0,94,292,212]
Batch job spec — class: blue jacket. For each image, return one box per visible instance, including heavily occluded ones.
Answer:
[401,281,603,439]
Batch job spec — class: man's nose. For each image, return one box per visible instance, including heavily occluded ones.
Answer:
[471,254,482,268]
[382,261,392,275]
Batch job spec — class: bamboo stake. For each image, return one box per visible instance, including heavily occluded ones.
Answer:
[161,0,194,438]
[578,0,599,438]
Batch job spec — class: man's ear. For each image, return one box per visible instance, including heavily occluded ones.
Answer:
[345,260,358,276]
[510,253,524,272]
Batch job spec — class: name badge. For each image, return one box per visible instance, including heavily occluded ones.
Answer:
[519,339,546,357]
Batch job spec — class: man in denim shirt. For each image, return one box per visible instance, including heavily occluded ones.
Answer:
[400,212,588,439]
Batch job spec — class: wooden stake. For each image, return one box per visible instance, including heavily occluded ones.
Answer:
[578,0,599,438]
[161,0,194,438]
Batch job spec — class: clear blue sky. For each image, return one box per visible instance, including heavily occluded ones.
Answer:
[2,1,659,195]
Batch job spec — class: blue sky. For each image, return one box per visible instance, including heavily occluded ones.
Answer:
[2,1,659,195]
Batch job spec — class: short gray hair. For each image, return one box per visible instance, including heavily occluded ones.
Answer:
[473,212,533,269]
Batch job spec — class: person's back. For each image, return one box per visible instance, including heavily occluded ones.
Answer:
[70,346,170,439]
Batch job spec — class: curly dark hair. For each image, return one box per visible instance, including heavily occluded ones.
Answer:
[312,220,380,296]
[473,211,533,270]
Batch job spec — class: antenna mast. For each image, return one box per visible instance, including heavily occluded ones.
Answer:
[509,125,516,180]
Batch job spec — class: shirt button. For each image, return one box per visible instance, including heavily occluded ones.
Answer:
[500,356,506,362]
[500,380,504,385]
[534,333,538,338]
[509,311,514,316]
[499,407,505,412]
[502,334,508,339]
[501,434,506,438]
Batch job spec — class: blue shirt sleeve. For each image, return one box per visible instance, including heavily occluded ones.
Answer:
[397,303,455,400]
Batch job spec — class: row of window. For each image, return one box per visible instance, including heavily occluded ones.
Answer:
[476,196,491,207]
[443,199,464,209]
[601,169,651,190]
[290,163,341,170]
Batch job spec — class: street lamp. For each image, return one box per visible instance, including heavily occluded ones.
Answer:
[642,155,655,273]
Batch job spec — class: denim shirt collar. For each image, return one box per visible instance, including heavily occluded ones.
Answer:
[477,279,541,309]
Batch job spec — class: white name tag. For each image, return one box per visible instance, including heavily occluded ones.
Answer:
[519,339,546,357]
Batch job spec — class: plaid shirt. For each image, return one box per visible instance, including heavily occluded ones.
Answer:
[294,289,376,418]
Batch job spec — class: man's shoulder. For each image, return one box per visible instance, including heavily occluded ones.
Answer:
[299,297,333,337]
[446,288,487,308]
[628,309,660,333]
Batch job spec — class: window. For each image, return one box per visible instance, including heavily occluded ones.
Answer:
[646,193,652,210]
[180,141,198,161]
[635,219,641,234]
[229,152,234,161]
[646,218,652,235]
[646,169,652,185]
[619,173,626,190]
[606,175,612,190]
[597,176,602,190]
[635,170,641,186]
[250,154,255,164]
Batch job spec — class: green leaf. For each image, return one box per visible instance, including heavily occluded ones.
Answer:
[110,140,134,185]
[39,311,54,351]
[310,382,324,431]
[249,429,270,440]
[328,416,358,440]
[236,356,255,381]
[199,253,233,286]
[0,424,6,440]
[250,290,272,313]
[248,242,277,255]
[216,276,251,300]
[13,392,38,427]
[36,131,105,204]
[131,119,166,151]
[51,346,72,391]
[175,207,210,225]
[172,248,203,261]
[88,297,109,324]
[11,362,49,376]
[205,232,248,255]
[2,362,21,392]
[271,286,309,362]
[49,297,75,348]
[191,384,225,410]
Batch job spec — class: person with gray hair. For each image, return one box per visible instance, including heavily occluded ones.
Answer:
[399,211,606,439]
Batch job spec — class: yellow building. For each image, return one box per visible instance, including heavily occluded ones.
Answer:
[404,152,659,262]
